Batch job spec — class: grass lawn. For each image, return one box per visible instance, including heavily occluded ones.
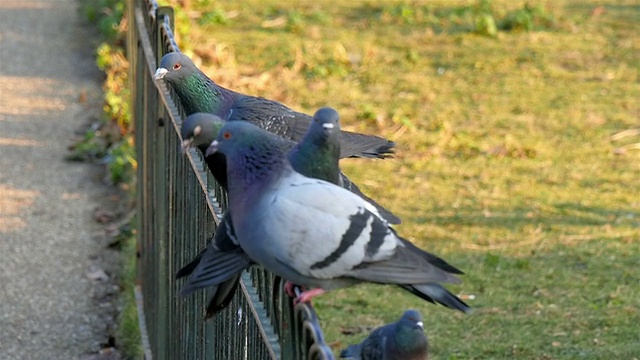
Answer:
[162,0,639,358]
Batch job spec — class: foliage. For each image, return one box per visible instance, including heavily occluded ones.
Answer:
[83,0,126,42]
[97,43,131,130]
[107,136,137,185]
[75,1,135,187]
[81,0,141,358]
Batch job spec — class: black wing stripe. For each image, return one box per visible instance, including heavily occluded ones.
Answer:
[311,208,369,270]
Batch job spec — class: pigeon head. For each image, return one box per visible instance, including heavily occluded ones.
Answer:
[205,122,291,193]
[312,107,341,138]
[181,113,225,152]
[205,121,284,159]
[394,309,428,353]
[154,52,197,84]
[154,52,224,115]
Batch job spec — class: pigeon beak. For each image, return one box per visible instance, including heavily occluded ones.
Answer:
[181,138,194,153]
[154,67,169,81]
[416,321,424,328]
[205,140,219,157]
[322,123,334,129]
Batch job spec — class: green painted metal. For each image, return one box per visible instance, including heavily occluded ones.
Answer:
[128,0,334,358]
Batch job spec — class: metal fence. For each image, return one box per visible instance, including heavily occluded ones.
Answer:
[128,0,333,358]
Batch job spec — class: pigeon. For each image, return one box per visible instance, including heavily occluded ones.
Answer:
[287,107,342,186]
[154,51,395,159]
[180,113,229,188]
[180,111,400,224]
[204,121,471,313]
[287,108,400,223]
[177,108,399,317]
[340,309,428,360]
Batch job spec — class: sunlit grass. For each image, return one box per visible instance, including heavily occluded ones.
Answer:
[162,0,639,358]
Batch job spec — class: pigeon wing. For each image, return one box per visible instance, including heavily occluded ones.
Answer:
[204,273,243,319]
[338,130,395,159]
[228,95,310,141]
[249,176,397,280]
[179,213,251,297]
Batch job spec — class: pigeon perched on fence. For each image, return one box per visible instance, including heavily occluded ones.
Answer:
[180,111,400,224]
[287,107,342,186]
[204,121,471,312]
[340,309,428,360]
[177,108,400,317]
[154,51,394,159]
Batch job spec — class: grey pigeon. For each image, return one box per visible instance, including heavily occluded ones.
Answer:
[180,111,400,224]
[180,113,228,188]
[288,108,397,223]
[204,121,471,313]
[178,108,399,317]
[155,51,395,159]
[287,107,342,185]
[340,309,428,360]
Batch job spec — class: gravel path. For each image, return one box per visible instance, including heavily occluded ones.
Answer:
[0,1,119,358]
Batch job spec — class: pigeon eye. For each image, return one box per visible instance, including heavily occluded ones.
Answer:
[173,63,181,71]
[223,131,232,139]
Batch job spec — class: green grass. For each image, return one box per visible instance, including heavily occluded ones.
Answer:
[163,0,639,358]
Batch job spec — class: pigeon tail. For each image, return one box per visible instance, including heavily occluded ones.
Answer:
[205,274,242,319]
[179,249,251,297]
[401,283,472,314]
[338,130,396,159]
[395,235,464,275]
[176,250,205,279]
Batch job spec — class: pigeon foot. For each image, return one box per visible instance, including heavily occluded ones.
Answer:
[294,288,326,305]
[284,281,301,298]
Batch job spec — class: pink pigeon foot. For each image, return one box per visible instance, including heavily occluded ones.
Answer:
[284,281,300,298]
[294,288,326,306]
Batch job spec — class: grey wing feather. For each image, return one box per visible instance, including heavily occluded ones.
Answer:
[401,283,472,314]
[359,326,389,359]
[180,212,252,297]
[176,249,204,279]
[348,240,462,285]
[338,130,395,159]
[231,96,395,159]
[340,321,394,359]
[176,211,244,280]
[229,96,310,141]
[204,273,242,318]
[179,248,251,297]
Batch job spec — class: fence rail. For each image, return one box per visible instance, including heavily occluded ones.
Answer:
[128,0,333,358]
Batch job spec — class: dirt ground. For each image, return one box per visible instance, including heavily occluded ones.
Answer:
[0,1,124,359]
